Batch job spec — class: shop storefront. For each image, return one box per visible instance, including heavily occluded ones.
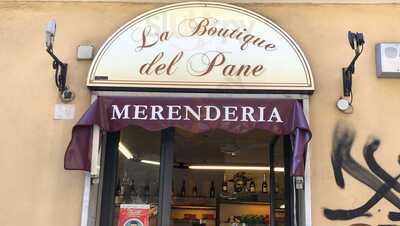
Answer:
[64,2,313,226]
[66,95,311,226]
[5,1,400,226]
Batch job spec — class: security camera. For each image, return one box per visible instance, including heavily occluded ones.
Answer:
[45,19,56,50]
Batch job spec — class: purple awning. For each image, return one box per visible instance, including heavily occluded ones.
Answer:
[65,96,311,176]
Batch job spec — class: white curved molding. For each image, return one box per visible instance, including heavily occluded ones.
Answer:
[4,0,400,4]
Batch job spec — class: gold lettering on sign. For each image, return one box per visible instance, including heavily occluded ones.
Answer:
[135,17,272,77]
[187,52,264,77]
[135,26,171,52]
[179,18,276,51]
[139,51,183,75]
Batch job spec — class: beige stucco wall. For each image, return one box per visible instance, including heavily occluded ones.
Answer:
[1,2,400,226]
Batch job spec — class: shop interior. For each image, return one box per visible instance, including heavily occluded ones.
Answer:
[104,126,294,226]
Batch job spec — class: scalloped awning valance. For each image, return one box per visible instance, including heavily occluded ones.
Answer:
[64,96,311,176]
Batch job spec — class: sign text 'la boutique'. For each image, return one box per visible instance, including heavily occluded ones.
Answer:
[137,18,276,77]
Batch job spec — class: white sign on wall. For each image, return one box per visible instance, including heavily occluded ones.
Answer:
[54,104,75,120]
[87,2,314,92]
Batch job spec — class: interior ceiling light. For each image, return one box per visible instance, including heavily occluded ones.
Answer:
[188,165,285,172]
[118,143,134,159]
[138,161,284,172]
[140,160,160,165]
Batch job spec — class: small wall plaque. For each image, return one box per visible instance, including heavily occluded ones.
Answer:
[54,104,75,120]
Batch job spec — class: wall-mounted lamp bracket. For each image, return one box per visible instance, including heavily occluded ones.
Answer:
[46,48,74,102]
[337,31,364,113]
[342,67,352,97]
[342,48,362,97]
[45,19,74,103]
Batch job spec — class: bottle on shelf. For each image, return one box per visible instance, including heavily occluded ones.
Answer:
[210,181,215,198]
[121,171,130,203]
[144,183,150,203]
[129,179,136,203]
[121,175,127,196]
[274,178,279,193]
[222,176,228,193]
[244,181,250,193]
[171,180,175,198]
[250,180,256,193]
[115,178,122,204]
[262,174,268,193]
[192,184,198,197]
[180,180,186,197]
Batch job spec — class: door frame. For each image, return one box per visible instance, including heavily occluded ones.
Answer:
[79,91,312,226]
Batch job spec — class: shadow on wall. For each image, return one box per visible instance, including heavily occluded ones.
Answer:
[323,122,400,226]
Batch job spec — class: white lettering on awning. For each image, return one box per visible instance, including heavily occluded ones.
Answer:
[110,104,284,123]
[111,105,130,120]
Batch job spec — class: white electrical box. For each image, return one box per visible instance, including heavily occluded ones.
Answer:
[376,43,400,78]
[77,45,94,60]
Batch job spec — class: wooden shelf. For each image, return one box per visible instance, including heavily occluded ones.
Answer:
[172,205,216,210]
[219,192,269,203]
[173,196,216,207]
[219,200,270,205]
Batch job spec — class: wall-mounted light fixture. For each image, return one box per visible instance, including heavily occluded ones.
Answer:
[337,31,365,113]
[45,19,75,103]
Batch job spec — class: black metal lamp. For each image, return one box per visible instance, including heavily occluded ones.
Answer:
[45,19,74,103]
[337,31,365,113]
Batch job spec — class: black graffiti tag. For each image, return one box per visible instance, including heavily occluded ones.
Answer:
[323,123,400,221]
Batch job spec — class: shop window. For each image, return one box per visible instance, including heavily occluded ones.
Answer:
[100,127,295,226]
[171,129,289,226]
[100,126,161,226]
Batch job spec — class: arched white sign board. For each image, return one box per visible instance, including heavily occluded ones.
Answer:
[87,2,314,93]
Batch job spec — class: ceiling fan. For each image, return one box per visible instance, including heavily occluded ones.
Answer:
[219,137,268,157]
